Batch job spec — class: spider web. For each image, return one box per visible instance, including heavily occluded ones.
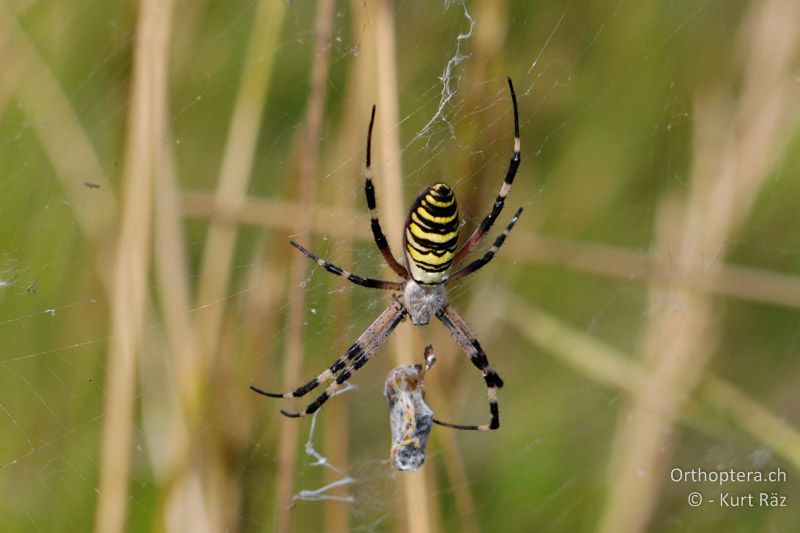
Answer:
[1,0,799,531]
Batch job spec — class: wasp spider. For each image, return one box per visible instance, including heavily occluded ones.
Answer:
[251,78,522,431]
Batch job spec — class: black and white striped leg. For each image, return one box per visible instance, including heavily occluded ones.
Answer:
[445,207,522,284]
[365,105,409,279]
[280,304,408,418]
[453,77,521,265]
[251,300,407,401]
[289,240,403,291]
[435,305,502,431]
[280,353,366,418]
[419,345,494,431]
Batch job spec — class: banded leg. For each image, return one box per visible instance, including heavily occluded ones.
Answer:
[453,77,521,265]
[281,304,409,417]
[251,299,406,400]
[435,305,502,431]
[419,345,497,431]
[445,207,522,284]
[365,105,409,278]
[289,240,403,291]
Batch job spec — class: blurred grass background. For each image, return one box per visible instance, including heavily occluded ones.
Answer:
[1,0,799,531]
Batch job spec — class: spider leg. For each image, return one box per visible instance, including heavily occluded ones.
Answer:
[289,240,403,291]
[444,207,522,284]
[280,352,370,418]
[453,77,521,265]
[281,306,408,417]
[365,105,409,279]
[275,302,408,417]
[416,345,493,431]
[251,299,406,400]
[435,304,502,431]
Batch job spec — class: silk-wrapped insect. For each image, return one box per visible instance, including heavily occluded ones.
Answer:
[384,345,438,471]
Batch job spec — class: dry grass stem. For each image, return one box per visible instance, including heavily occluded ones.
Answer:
[239,243,285,527]
[194,0,285,369]
[183,190,800,311]
[94,0,173,530]
[433,428,480,533]
[183,2,285,525]
[151,126,203,528]
[275,0,336,530]
[372,0,437,531]
[506,235,800,311]
[414,5,509,530]
[182,191,372,238]
[498,291,800,472]
[315,1,383,526]
[600,1,800,528]
[153,115,198,419]
[4,1,798,531]
[143,3,215,530]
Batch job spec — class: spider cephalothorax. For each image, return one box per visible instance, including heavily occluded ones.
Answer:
[251,78,522,432]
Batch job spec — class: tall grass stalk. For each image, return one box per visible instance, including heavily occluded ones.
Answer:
[149,2,212,528]
[599,0,800,530]
[275,0,337,530]
[183,190,800,311]
[194,0,285,371]
[313,2,383,528]
[498,290,800,470]
[372,0,440,530]
[94,0,173,531]
[177,0,284,527]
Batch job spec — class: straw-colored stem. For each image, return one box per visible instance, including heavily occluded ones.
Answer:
[700,378,800,469]
[182,191,800,311]
[147,5,214,531]
[187,3,284,525]
[373,2,407,276]
[504,234,800,311]
[599,1,800,529]
[194,0,285,369]
[94,0,172,531]
[433,428,479,533]
[238,241,285,529]
[275,0,336,531]
[427,3,509,529]
[371,1,438,531]
[316,1,380,526]
[153,107,198,422]
[498,291,800,472]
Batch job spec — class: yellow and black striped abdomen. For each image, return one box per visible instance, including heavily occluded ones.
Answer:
[404,183,459,284]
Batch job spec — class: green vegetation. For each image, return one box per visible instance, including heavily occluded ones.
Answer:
[0,0,798,531]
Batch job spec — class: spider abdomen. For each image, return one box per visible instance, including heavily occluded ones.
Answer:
[404,183,460,284]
